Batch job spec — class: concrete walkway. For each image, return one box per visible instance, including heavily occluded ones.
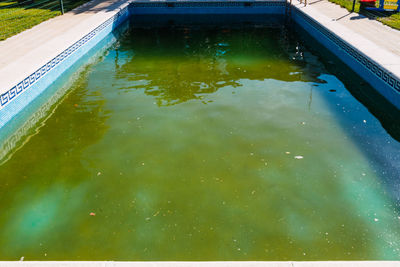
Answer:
[300,0,400,56]
[0,262,400,266]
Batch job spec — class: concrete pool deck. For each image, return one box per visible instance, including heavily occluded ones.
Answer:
[1,262,400,266]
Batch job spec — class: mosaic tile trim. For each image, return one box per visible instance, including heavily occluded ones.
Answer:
[293,8,400,94]
[0,6,129,110]
[130,1,286,8]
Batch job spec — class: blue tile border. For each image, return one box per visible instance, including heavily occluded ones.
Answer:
[130,1,286,7]
[129,1,286,15]
[292,7,400,98]
[0,5,129,112]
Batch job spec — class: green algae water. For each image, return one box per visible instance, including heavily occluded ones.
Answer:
[1,16,400,260]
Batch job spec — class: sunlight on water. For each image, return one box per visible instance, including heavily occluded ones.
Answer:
[0,18,400,260]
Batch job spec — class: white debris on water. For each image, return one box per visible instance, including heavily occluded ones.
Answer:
[294,156,304,159]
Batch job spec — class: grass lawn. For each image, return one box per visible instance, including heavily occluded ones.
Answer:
[328,0,400,30]
[0,0,91,41]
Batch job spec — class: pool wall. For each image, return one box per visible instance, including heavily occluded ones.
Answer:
[129,1,286,15]
[0,0,399,132]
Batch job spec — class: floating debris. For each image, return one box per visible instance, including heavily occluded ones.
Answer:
[97,172,102,176]
[285,152,291,155]
[363,120,367,124]
[90,212,96,216]
[374,218,379,222]
[294,156,304,159]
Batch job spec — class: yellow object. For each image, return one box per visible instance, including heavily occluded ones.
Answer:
[383,0,398,9]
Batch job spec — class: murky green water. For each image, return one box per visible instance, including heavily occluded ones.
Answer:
[1,17,400,260]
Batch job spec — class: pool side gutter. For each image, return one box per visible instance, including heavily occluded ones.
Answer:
[1,261,400,266]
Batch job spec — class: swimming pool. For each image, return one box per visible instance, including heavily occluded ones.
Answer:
[0,15,400,260]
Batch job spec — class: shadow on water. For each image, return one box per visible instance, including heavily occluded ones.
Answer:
[291,24,400,202]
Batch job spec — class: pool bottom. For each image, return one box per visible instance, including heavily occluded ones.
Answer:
[0,18,399,261]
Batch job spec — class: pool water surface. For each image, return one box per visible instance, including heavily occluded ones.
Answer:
[0,18,400,260]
